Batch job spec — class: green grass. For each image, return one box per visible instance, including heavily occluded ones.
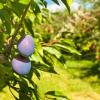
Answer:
[1,60,100,100]
[33,60,100,99]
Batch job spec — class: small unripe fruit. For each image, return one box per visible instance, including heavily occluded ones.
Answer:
[12,55,31,75]
[18,35,34,57]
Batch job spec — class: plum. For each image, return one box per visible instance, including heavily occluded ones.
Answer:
[12,55,31,75]
[18,35,34,57]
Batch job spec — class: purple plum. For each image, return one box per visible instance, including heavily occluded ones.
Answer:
[17,35,34,57]
[12,55,31,75]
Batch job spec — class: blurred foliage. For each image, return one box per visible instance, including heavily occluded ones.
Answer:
[49,5,100,61]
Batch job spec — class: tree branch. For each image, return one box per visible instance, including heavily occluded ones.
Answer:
[5,0,32,57]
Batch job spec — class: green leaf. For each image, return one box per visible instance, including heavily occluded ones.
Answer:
[43,47,62,59]
[10,1,25,17]
[33,69,40,80]
[67,0,73,5]
[19,0,30,5]
[0,3,3,9]
[31,1,41,15]
[0,0,7,3]
[0,8,11,34]
[3,20,11,34]
[28,80,40,100]
[45,91,70,100]
[52,0,59,5]
[61,0,70,13]
[35,40,43,56]
[0,33,4,49]
[42,54,54,66]
[54,44,81,55]
[61,39,75,47]
[32,62,57,73]
[0,64,12,90]
[24,19,34,36]
[31,49,44,63]
[40,0,47,7]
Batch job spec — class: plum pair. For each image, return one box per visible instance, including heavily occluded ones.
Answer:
[12,35,34,75]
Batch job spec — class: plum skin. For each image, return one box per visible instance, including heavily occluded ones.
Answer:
[18,35,34,57]
[12,56,31,75]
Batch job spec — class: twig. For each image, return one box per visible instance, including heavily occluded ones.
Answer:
[5,0,32,57]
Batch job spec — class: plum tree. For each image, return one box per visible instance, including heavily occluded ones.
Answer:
[0,0,71,99]
[17,35,34,57]
[12,55,31,75]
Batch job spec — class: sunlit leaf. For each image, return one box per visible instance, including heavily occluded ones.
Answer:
[33,69,40,80]
[31,50,44,63]
[0,3,3,9]
[45,91,70,100]
[67,0,73,5]
[61,39,75,47]
[54,44,81,55]
[19,0,30,5]
[35,40,43,56]
[43,47,62,58]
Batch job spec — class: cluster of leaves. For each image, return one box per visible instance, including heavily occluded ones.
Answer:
[0,0,80,99]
